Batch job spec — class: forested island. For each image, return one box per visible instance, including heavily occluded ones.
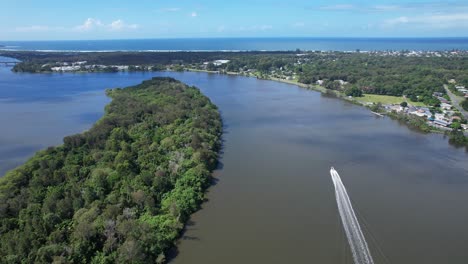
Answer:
[2,49,467,146]
[0,77,222,263]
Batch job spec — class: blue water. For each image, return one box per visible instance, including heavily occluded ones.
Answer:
[1,38,468,51]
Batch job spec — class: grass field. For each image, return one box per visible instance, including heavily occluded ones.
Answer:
[358,94,427,107]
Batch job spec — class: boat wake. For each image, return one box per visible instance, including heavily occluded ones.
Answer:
[330,167,374,264]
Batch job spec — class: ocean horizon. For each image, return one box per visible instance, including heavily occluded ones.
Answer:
[1,37,468,52]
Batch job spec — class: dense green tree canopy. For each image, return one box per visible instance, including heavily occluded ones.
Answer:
[462,99,468,111]
[344,86,363,97]
[0,77,222,263]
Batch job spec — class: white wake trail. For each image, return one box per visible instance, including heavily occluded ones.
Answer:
[330,167,374,264]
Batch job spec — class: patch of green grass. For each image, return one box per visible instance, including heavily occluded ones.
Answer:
[358,94,426,107]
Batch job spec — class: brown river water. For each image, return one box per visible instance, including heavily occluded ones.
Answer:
[0,66,467,263]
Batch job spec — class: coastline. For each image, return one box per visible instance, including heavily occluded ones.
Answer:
[3,37,468,52]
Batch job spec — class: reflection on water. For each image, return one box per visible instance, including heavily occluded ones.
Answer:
[0,66,467,264]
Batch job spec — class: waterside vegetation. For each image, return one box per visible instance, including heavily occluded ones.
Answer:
[0,77,222,263]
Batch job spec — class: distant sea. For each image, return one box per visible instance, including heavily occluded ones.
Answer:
[1,38,468,52]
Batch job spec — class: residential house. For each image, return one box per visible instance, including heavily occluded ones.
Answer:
[434,113,446,121]
[434,119,450,127]
[410,108,431,118]
[440,103,452,110]
[458,88,468,94]
[389,104,404,112]
[213,60,230,66]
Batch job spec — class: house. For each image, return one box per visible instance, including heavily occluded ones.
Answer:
[438,97,449,104]
[451,116,462,122]
[462,124,468,130]
[440,103,452,110]
[434,119,450,127]
[410,108,431,118]
[444,110,456,116]
[389,104,404,112]
[213,60,230,66]
[51,65,81,72]
[434,113,446,120]
[72,61,87,66]
[316,80,324,86]
[407,106,417,112]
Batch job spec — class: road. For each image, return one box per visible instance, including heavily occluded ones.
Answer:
[444,84,468,120]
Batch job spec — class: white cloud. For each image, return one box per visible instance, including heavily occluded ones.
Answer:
[191,12,198,17]
[75,18,103,31]
[109,19,139,31]
[383,16,410,27]
[383,13,468,29]
[75,18,138,32]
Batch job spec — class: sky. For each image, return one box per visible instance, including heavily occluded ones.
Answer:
[1,0,468,40]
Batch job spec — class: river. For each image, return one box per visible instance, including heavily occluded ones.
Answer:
[0,64,467,263]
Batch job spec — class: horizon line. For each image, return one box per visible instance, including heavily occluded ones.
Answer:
[2,36,468,42]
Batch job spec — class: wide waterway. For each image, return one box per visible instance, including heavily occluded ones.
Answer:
[0,64,467,263]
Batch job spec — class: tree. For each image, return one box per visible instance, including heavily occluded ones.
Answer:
[325,80,342,91]
[461,99,468,111]
[344,86,363,97]
[206,62,217,71]
[451,122,462,130]
[448,129,468,146]
[400,102,408,107]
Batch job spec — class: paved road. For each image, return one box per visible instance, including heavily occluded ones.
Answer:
[444,84,468,119]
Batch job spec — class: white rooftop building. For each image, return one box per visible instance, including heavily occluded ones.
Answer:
[440,103,452,110]
[213,60,230,66]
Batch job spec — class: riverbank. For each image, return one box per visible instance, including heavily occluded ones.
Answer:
[267,76,468,140]
[2,55,466,147]
[181,68,468,146]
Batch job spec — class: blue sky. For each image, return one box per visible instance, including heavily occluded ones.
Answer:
[1,0,468,40]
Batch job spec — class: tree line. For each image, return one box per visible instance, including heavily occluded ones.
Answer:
[4,50,468,105]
